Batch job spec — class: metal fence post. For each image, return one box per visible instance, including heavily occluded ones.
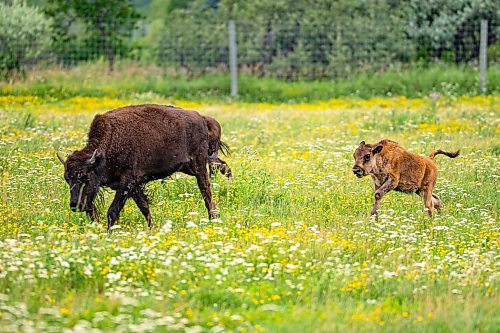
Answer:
[228,20,238,97]
[479,19,488,94]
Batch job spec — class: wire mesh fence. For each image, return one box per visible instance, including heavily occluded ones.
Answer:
[153,19,500,79]
[1,4,499,81]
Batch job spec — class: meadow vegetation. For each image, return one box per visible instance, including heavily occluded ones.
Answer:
[0,91,498,332]
[1,63,499,102]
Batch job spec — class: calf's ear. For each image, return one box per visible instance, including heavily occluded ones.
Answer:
[372,145,383,155]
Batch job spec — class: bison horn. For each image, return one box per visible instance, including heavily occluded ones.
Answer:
[88,149,103,165]
[56,149,66,165]
[89,149,98,164]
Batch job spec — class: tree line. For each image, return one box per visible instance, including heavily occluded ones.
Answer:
[1,0,498,79]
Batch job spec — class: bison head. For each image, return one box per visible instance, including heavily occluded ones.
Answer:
[57,149,104,216]
[352,141,383,178]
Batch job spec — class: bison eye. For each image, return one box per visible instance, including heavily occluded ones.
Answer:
[363,154,370,162]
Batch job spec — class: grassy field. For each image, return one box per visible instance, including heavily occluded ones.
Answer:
[1,63,499,102]
[0,93,498,332]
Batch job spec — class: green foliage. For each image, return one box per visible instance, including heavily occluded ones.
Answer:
[407,0,499,63]
[146,0,227,75]
[0,0,53,79]
[45,0,142,72]
[488,42,500,62]
[1,63,498,102]
[4,0,499,80]
[143,0,412,78]
[137,0,499,79]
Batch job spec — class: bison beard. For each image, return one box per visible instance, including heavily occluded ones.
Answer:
[58,104,230,231]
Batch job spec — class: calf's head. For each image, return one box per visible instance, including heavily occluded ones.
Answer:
[352,141,383,178]
[57,149,104,214]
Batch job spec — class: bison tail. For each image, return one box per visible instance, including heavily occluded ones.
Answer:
[429,149,460,160]
[219,141,231,156]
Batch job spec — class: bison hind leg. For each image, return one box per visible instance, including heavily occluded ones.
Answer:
[208,156,233,180]
[193,163,218,219]
[85,207,99,222]
[218,158,233,179]
[209,163,218,179]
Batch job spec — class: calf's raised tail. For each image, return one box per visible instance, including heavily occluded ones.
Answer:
[429,149,460,160]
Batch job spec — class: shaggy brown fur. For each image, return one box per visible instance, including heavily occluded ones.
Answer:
[57,104,231,231]
[352,140,459,216]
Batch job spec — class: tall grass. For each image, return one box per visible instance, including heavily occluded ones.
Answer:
[1,62,498,102]
[0,94,498,332]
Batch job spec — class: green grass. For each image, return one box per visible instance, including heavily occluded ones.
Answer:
[1,62,499,102]
[0,94,498,332]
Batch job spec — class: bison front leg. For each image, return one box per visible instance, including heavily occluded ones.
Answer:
[371,176,398,216]
[107,189,129,232]
[132,188,152,228]
[194,166,218,219]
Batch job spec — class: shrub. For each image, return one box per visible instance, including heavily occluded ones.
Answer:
[0,0,53,80]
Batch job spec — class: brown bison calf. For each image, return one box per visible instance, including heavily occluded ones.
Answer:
[352,140,459,216]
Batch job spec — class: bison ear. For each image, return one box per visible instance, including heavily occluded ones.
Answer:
[372,145,383,155]
[88,149,104,166]
[359,141,365,146]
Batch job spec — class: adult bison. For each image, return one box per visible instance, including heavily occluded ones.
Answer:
[57,104,230,231]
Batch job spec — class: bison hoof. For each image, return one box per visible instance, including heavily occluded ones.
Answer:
[209,210,220,220]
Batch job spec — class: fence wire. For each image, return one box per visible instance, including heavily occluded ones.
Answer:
[2,16,499,80]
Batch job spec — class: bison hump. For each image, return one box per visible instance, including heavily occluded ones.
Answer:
[88,114,108,145]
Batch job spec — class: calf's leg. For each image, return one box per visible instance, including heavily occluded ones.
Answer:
[371,176,398,215]
[422,188,434,217]
[432,193,443,210]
